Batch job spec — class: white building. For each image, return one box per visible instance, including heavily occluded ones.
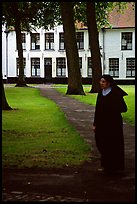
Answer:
[2,4,135,84]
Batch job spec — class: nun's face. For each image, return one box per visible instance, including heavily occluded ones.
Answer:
[99,78,111,90]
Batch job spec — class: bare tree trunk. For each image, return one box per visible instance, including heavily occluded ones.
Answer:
[86,1,102,93]
[15,21,27,87]
[13,3,27,87]
[2,79,12,110]
[60,2,85,95]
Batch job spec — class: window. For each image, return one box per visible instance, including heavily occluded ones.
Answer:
[59,32,84,50]
[79,57,82,75]
[126,58,135,77]
[76,32,84,49]
[109,58,119,77]
[56,58,66,77]
[87,57,92,77]
[45,33,54,50]
[16,33,26,50]
[59,33,65,50]
[121,32,132,50]
[31,33,40,50]
[31,58,40,77]
[16,58,26,76]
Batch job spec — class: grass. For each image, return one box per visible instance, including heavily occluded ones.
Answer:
[2,86,91,168]
[54,84,135,125]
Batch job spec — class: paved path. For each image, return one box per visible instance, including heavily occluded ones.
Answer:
[2,84,135,202]
[39,85,98,153]
[39,84,135,171]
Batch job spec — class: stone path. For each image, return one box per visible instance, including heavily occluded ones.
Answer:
[39,84,97,153]
[2,84,135,202]
[39,84,135,171]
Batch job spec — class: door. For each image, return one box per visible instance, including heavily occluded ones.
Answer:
[44,58,52,83]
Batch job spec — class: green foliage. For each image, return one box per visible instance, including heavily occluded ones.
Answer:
[2,2,62,32]
[2,2,133,32]
[29,2,62,30]
[74,2,133,30]
[2,87,91,168]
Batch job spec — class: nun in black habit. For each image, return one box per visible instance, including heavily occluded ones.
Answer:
[93,74,128,174]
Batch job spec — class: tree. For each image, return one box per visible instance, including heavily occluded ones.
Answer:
[2,2,61,109]
[3,2,133,92]
[2,2,62,87]
[13,3,27,87]
[60,2,85,95]
[74,2,132,92]
[86,1,102,92]
[2,2,28,87]
[2,78,12,110]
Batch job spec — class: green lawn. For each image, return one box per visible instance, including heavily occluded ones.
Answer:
[54,85,135,125]
[2,87,91,168]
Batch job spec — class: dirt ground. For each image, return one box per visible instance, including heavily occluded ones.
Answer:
[2,161,135,202]
[2,85,135,202]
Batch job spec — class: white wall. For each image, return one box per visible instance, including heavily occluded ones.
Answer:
[2,30,6,79]
[103,28,135,79]
[2,25,135,80]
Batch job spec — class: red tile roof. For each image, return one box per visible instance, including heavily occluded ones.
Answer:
[75,21,87,30]
[108,3,135,28]
[75,3,135,29]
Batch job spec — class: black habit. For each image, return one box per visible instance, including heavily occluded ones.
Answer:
[93,87,127,172]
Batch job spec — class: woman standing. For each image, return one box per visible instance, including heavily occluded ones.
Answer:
[93,75,128,174]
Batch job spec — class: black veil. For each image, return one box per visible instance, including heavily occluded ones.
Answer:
[101,74,128,96]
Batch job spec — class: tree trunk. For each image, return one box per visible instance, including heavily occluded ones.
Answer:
[2,80,12,110]
[13,3,27,87]
[60,2,85,95]
[86,2,102,93]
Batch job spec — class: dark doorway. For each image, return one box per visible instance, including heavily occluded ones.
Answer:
[44,58,52,83]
